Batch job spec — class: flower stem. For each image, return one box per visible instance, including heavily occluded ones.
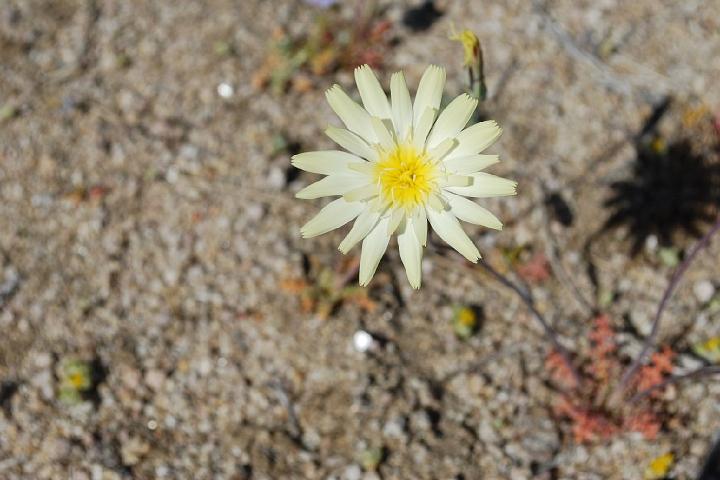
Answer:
[479,259,582,387]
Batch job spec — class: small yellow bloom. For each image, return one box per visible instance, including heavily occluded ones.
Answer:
[62,360,92,391]
[457,307,476,328]
[705,337,720,351]
[453,306,478,338]
[450,27,480,67]
[694,336,720,362]
[58,359,93,404]
[650,137,667,155]
[644,452,674,480]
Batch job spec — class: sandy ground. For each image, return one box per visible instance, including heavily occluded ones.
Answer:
[1,0,720,478]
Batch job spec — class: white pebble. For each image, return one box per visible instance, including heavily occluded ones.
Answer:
[353,330,374,352]
[266,167,285,190]
[693,280,715,303]
[166,167,179,184]
[645,234,658,252]
[217,82,234,98]
[421,258,433,274]
[341,465,362,480]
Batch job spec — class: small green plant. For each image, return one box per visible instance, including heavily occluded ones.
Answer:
[281,257,376,319]
[58,359,92,404]
[358,446,384,471]
[253,3,393,95]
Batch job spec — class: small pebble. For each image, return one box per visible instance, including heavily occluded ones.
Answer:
[266,167,285,190]
[645,234,658,252]
[382,417,406,440]
[341,464,362,480]
[353,330,373,353]
[217,82,234,98]
[693,280,715,303]
[421,258,433,274]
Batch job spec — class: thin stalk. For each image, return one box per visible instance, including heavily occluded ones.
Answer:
[479,259,582,387]
[476,42,486,100]
[614,214,720,399]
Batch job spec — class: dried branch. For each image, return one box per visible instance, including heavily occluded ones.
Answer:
[614,214,720,400]
[629,365,720,404]
[478,259,582,387]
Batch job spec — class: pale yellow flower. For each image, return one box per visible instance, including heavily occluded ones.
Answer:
[293,65,516,288]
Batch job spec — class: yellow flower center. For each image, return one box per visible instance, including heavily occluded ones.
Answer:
[374,143,438,210]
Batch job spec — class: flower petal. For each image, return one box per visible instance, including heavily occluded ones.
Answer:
[412,107,437,150]
[438,174,472,188]
[390,71,413,141]
[426,207,480,262]
[301,198,365,238]
[326,85,376,143]
[343,183,378,202]
[371,116,395,149]
[291,150,365,175]
[445,121,502,160]
[426,94,478,149]
[413,65,445,128]
[387,207,404,235]
[427,191,448,211]
[325,127,379,161]
[295,173,370,199]
[339,208,382,253]
[412,207,428,246]
[428,138,457,161]
[348,162,376,175]
[354,65,392,119]
[359,216,392,286]
[444,191,503,230]
[398,218,423,289]
[443,154,499,174]
[445,172,517,198]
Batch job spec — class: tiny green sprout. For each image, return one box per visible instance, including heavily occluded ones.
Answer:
[597,30,621,60]
[658,247,680,268]
[598,289,615,308]
[58,358,92,404]
[501,245,527,267]
[358,446,384,471]
[708,295,720,313]
[115,53,131,69]
[213,40,233,56]
[453,305,479,339]
[0,104,17,122]
[270,133,289,155]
